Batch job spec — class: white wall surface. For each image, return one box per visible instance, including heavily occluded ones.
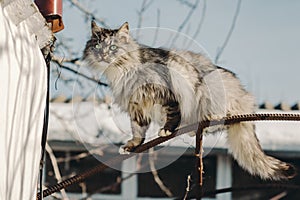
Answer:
[0,0,51,199]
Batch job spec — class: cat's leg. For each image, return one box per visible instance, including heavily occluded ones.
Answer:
[120,101,151,154]
[119,121,149,154]
[159,101,181,137]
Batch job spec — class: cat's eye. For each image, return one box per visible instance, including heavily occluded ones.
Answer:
[109,45,118,51]
[95,44,102,49]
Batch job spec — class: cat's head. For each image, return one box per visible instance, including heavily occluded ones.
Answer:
[83,21,134,70]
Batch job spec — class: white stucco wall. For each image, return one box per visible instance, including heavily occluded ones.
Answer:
[0,0,51,199]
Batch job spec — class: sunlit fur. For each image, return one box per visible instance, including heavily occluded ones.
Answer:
[83,21,296,180]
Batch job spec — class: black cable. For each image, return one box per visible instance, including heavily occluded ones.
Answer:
[39,50,51,200]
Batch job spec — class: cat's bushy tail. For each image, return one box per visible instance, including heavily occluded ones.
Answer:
[227,122,296,180]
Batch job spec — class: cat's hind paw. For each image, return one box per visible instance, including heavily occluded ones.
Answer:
[158,129,172,137]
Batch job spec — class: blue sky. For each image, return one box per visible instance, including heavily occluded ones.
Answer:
[55,0,300,105]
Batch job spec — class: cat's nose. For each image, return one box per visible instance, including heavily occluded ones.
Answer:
[102,54,109,60]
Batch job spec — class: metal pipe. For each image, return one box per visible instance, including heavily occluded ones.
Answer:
[35,0,64,33]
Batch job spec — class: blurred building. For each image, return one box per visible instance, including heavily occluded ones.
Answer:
[47,98,300,199]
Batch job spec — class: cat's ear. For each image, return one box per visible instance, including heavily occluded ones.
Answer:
[91,20,102,36]
[118,22,129,34]
[117,22,129,43]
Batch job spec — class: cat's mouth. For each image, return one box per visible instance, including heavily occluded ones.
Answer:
[96,54,112,63]
[96,56,109,63]
[97,60,109,67]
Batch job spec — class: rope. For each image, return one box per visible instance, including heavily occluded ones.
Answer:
[37,113,300,199]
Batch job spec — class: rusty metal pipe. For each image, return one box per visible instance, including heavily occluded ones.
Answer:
[35,0,64,33]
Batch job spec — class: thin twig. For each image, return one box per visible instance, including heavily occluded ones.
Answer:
[185,0,207,48]
[67,0,108,27]
[177,0,196,8]
[151,9,161,47]
[183,175,192,200]
[136,0,154,41]
[55,147,104,163]
[171,0,200,46]
[52,60,108,87]
[270,191,287,200]
[79,155,147,200]
[194,123,204,199]
[215,0,242,64]
[79,182,87,198]
[181,24,191,47]
[149,148,173,197]
[52,55,81,65]
[56,152,89,163]
[45,143,70,200]
[79,176,122,200]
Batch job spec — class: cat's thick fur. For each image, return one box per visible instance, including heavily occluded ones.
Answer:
[83,21,296,180]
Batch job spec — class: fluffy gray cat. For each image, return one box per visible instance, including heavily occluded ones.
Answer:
[83,21,295,180]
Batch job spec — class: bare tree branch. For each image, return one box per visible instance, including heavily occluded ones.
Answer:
[181,23,191,47]
[183,175,192,200]
[148,148,173,197]
[136,0,154,41]
[185,0,207,48]
[270,191,287,200]
[55,35,77,57]
[80,150,174,200]
[171,0,200,46]
[52,58,108,87]
[215,0,242,64]
[79,182,87,198]
[46,143,70,200]
[52,55,81,64]
[67,0,109,27]
[55,148,104,163]
[79,155,146,200]
[151,8,161,46]
[177,0,196,8]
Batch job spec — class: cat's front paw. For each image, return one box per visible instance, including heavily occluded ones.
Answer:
[188,131,196,137]
[158,129,173,137]
[119,145,131,155]
[119,140,140,154]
